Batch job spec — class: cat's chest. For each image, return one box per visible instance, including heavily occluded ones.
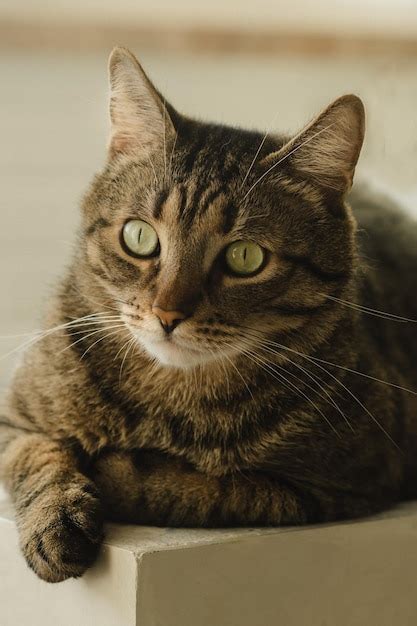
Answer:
[121,385,276,474]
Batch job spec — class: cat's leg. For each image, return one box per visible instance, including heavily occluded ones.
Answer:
[92,450,317,527]
[1,430,103,582]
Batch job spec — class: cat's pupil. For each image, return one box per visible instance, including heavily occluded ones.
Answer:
[138,228,143,243]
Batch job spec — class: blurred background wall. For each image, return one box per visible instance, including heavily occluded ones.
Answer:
[2,0,417,36]
[0,1,416,393]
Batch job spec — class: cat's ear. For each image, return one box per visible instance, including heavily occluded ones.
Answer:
[108,47,175,159]
[260,95,365,193]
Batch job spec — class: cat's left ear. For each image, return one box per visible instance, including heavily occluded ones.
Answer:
[260,95,365,193]
[108,47,176,159]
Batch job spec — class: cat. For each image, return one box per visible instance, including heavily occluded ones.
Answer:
[1,46,416,584]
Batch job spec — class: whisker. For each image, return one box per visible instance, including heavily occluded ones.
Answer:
[147,153,158,187]
[114,335,133,362]
[240,324,417,397]
[60,323,126,356]
[240,327,402,449]
[61,321,126,341]
[79,327,129,361]
[0,313,121,362]
[320,293,417,323]
[308,352,417,397]
[241,123,335,202]
[169,130,178,182]
[65,314,121,325]
[235,343,340,437]
[0,330,45,340]
[0,313,120,341]
[216,349,232,400]
[217,344,255,402]
[114,297,131,307]
[238,336,353,432]
[71,286,122,313]
[239,127,271,190]
[299,349,402,451]
[119,336,137,384]
[162,97,167,183]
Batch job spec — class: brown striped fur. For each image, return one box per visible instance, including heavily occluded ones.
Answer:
[1,47,417,582]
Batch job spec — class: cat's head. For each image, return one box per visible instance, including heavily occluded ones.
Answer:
[81,47,365,369]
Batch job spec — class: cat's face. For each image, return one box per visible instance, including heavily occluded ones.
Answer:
[82,48,364,369]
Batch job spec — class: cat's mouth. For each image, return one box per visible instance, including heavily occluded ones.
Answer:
[132,331,215,369]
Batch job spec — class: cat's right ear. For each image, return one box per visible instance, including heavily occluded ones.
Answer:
[108,47,176,159]
[259,95,365,194]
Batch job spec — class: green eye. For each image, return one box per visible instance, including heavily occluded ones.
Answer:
[225,241,265,276]
[122,220,159,257]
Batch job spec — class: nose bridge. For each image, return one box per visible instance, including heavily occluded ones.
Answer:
[153,251,202,315]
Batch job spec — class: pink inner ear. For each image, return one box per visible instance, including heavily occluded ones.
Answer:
[109,133,134,157]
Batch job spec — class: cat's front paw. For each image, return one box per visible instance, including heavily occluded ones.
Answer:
[17,477,103,583]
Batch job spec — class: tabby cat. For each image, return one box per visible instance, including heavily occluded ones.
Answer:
[1,47,416,584]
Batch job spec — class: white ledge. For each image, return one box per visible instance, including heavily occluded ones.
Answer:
[1,494,417,625]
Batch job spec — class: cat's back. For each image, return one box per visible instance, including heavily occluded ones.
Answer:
[350,182,417,277]
[349,182,417,379]
[350,182,417,298]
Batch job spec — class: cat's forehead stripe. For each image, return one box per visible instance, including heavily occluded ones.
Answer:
[221,201,240,234]
[182,131,207,174]
[152,179,240,236]
[153,188,169,219]
[177,183,188,218]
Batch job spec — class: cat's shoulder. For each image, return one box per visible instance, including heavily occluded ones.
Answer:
[349,179,417,267]
[349,178,417,232]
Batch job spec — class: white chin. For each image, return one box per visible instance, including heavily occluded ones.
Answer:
[139,338,214,369]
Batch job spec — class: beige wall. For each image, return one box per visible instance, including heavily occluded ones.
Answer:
[1,0,417,37]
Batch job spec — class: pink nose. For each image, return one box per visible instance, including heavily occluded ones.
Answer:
[152,306,186,334]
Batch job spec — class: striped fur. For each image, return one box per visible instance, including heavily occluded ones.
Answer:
[1,48,416,582]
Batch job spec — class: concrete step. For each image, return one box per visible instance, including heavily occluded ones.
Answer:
[1,492,417,626]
